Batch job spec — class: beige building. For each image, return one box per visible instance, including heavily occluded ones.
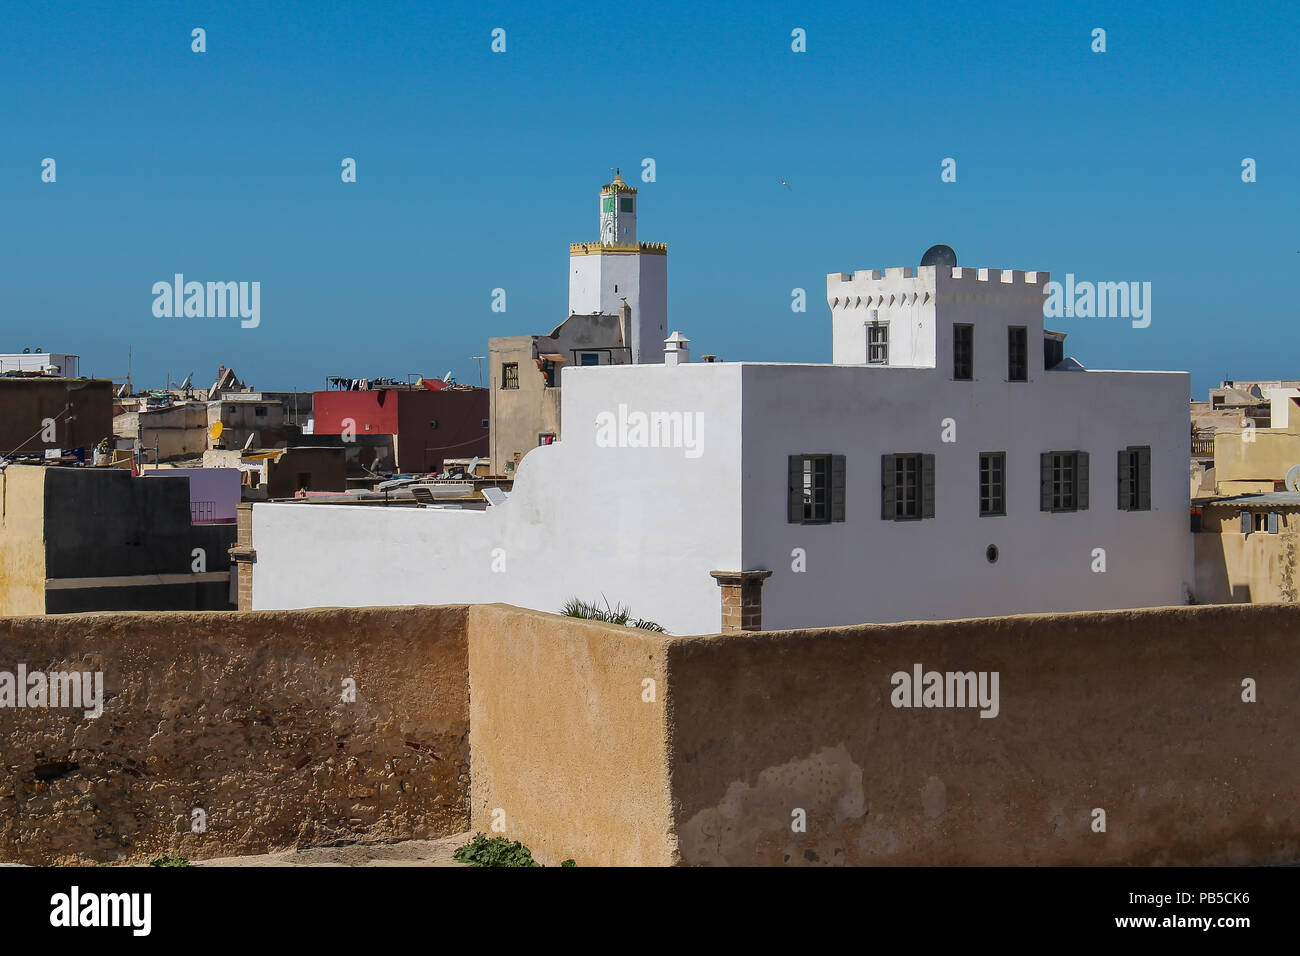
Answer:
[117,395,295,464]
[203,446,346,498]
[1194,492,1300,604]
[135,402,210,461]
[1211,426,1300,496]
[489,306,631,475]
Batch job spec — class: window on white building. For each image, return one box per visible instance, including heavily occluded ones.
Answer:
[502,363,519,389]
[787,454,846,524]
[954,324,973,380]
[868,323,889,364]
[881,453,935,520]
[979,452,1005,516]
[1040,451,1089,512]
[1008,327,1028,381]
[1117,445,1151,511]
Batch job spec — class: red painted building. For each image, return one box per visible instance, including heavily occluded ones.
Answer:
[311,382,489,474]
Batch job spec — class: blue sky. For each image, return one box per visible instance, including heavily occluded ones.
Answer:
[2,0,1295,396]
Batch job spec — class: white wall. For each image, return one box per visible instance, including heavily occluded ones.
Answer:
[1270,388,1300,428]
[569,253,666,365]
[741,363,1192,629]
[0,353,79,376]
[253,362,743,634]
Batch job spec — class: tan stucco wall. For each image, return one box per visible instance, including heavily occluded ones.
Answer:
[1214,427,1300,487]
[0,605,469,864]
[488,338,563,476]
[466,604,676,865]
[139,403,210,461]
[666,604,1300,866]
[5,601,1299,866]
[1194,511,1300,603]
[0,466,48,616]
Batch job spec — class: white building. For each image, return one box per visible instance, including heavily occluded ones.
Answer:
[251,252,1192,634]
[0,351,79,377]
[568,170,667,364]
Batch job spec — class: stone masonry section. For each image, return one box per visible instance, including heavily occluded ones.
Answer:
[709,570,773,631]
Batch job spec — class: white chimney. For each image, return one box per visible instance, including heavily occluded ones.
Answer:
[664,331,690,366]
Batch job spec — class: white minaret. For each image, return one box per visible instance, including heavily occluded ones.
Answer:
[569,169,667,364]
[600,170,637,245]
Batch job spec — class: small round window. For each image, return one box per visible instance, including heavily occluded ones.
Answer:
[986,544,999,564]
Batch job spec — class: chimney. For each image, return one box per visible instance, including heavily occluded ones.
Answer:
[664,331,690,366]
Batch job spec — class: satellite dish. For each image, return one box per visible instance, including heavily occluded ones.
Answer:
[1286,464,1300,492]
[180,373,193,390]
[443,370,453,383]
[209,421,224,440]
[920,244,958,268]
[467,456,480,475]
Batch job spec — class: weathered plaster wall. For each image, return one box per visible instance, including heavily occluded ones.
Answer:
[0,605,469,865]
[1214,427,1300,485]
[466,604,676,866]
[666,604,1300,866]
[0,466,47,616]
[1194,509,1300,604]
[5,601,1297,867]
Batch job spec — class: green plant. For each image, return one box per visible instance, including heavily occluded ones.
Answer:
[147,854,189,867]
[561,859,576,867]
[560,596,666,632]
[453,833,540,867]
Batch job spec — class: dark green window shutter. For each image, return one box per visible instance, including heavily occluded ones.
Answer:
[1269,512,1279,534]
[1240,512,1251,534]
[1077,452,1090,510]
[881,455,897,520]
[921,454,936,519]
[830,455,846,522]
[1040,453,1053,511]
[788,456,803,523]
[1117,450,1131,511]
[1137,446,1151,510]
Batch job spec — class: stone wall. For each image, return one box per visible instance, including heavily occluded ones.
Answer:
[0,605,469,865]
[5,601,1298,866]
[667,603,1300,865]
[469,602,1300,866]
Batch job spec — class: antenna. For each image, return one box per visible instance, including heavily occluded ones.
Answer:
[471,356,485,388]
